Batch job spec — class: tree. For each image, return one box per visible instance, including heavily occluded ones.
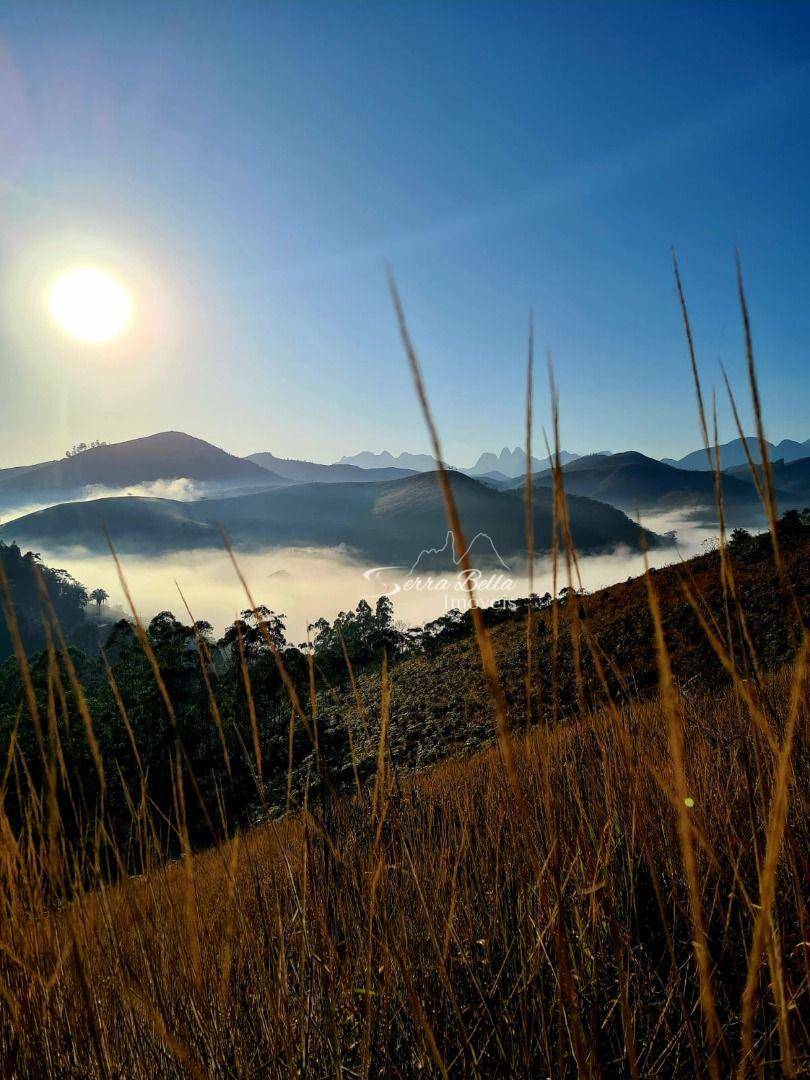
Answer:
[730,529,756,548]
[65,439,106,458]
[375,595,393,623]
[0,543,96,661]
[219,606,287,664]
[89,587,110,613]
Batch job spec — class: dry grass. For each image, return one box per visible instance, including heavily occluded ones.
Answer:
[0,258,807,1076]
[0,671,806,1076]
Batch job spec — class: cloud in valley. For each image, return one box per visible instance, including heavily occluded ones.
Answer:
[21,507,730,644]
[0,478,206,525]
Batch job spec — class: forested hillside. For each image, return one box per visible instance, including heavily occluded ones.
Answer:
[0,540,110,662]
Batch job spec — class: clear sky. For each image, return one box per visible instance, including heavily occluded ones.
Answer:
[1,1,809,469]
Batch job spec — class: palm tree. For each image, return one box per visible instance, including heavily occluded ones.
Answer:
[89,587,109,614]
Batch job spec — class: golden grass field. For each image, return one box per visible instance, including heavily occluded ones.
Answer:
[0,665,806,1076]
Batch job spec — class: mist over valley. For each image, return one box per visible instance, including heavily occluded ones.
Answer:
[0,429,789,641]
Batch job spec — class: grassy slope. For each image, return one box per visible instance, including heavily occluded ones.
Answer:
[0,526,807,1075]
[320,525,809,778]
[5,667,806,1075]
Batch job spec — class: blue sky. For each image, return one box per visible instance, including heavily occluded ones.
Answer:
[1,1,809,468]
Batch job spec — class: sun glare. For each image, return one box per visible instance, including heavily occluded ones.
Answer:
[48,267,133,343]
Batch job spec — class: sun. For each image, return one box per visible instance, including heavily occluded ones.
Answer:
[48,267,133,343]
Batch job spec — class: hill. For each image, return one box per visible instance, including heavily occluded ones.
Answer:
[472,470,514,489]
[517,450,771,518]
[664,434,810,470]
[725,454,810,502]
[0,470,662,561]
[317,511,810,770]
[247,451,415,483]
[0,496,220,553]
[364,471,658,559]
[0,432,278,503]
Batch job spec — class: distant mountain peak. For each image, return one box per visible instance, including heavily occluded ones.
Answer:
[246,451,416,484]
[340,446,594,479]
[667,435,810,471]
[468,446,580,477]
[338,450,442,472]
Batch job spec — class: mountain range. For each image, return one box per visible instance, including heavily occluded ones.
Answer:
[338,450,443,472]
[3,429,809,565]
[0,470,661,564]
[338,446,584,477]
[247,452,415,484]
[517,450,792,518]
[662,435,810,471]
[344,437,810,479]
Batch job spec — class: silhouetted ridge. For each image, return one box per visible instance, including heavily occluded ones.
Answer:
[0,432,275,496]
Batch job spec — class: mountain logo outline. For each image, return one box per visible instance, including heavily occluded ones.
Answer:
[408,530,511,574]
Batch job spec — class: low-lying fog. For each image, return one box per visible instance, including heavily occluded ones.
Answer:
[29,509,735,644]
[0,478,242,524]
